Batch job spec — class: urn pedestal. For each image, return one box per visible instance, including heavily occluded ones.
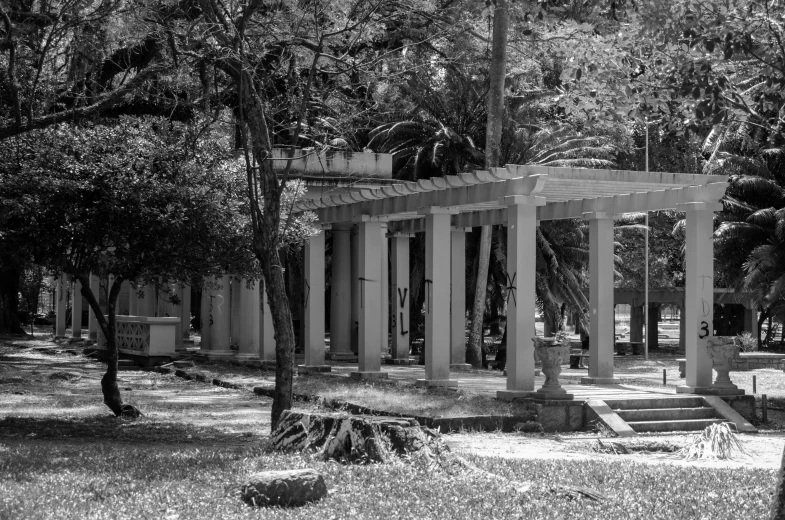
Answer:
[531,337,574,400]
[704,336,745,395]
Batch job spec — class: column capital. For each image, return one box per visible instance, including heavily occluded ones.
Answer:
[498,195,546,206]
[352,214,389,223]
[451,227,472,233]
[319,223,332,231]
[583,211,612,220]
[333,222,353,231]
[387,232,415,238]
[418,206,460,215]
[676,201,723,212]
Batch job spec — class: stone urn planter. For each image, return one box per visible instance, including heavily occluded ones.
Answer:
[705,336,745,395]
[532,336,573,400]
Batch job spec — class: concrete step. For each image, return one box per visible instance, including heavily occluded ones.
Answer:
[604,396,707,410]
[627,418,726,433]
[617,407,719,422]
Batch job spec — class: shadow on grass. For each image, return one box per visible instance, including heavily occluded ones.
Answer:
[0,415,260,445]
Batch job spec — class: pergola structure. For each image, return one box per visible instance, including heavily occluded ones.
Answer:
[292,164,728,400]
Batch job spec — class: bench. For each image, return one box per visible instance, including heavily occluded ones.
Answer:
[615,341,644,356]
[569,352,589,369]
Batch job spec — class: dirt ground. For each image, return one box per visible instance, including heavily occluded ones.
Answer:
[1,332,784,471]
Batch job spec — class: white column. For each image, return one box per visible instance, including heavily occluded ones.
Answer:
[88,274,99,342]
[350,225,360,354]
[181,283,191,341]
[417,207,457,388]
[380,222,389,358]
[98,276,114,347]
[582,212,619,384]
[199,278,212,351]
[138,284,155,317]
[351,217,387,379]
[55,274,67,337]
[157,279,171,318]
[390,233,412,361]
[128,283,139,316]
[236,278,261,362]
[71,278,82,339]
[677,202,722,393]
[498,196,543,399]
[328,224,354,359]
[171,284,184,351]
[260,281,276,364]
[450,228,471,370]
[207,274,233,358]
[230,276,242,345]
[118,280,130,315]
[300,228,331,373]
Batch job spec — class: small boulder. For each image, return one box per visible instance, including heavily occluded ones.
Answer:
[241,469,327,507]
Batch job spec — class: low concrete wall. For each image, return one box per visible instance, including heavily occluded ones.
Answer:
[679,353,785,376]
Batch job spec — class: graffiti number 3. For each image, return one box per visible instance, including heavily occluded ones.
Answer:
[698,321,709,339]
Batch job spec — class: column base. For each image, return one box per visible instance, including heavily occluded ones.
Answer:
[415,379,458,388]
[298,365,332,374]
[580,377,622,385]
[385,357,418,365]
[450,363,473,371]
[676,385,746,396]
[326,351,359,362]
[204,350,235,360]
[503,369,541,377]
[350,371,389,380]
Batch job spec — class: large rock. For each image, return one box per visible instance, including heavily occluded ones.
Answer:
[268,411,443,463]
[241,469,327,507]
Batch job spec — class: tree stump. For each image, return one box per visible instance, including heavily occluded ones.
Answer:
[268,411,442,463]
[241,469,327,507]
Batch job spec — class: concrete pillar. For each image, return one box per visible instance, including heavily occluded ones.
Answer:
[55,274,67,338]
[260,282,276,363]
[647,303,660,350]
[157,279,171,318]
[128,283,139,316]
[230,276,242,345]
[171,284,184,351]
[450,228,471,370]
[199,277,212,351]
[352,217,387,379]
[207,274,233,358]
[88,274,99,342]
[679,301,686,352]
[743,305,756,334]
[498,197,543,399]
[328,224,354,359]
[235,278,261,362]
[71,278,82,339]
[138,284,155,317]
[350,225,359,354]
[677,202,721,393]
[181,284,191,340]
[117,280,129,315]
[630,304,644,343]
[417,207,457,388]
[582,212,619,384]
[380,222,389,358]
[300,229,331,373]
[390,233,412,361]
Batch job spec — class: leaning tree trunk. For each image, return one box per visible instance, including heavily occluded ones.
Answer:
[0,266,23,334]
[772,446,785,519]
[469,0,509,368]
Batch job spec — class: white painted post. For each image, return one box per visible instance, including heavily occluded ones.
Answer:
[582,212,619,384]
[88,274,100,342]
[171,284,184,351]
[207,274,233,358]
[352,217,387,379]
[417,207,457,388]
[199,277,212,351]
[300,229,331,373]
[71,278,82,339]
[380,222,390,359]
[450,228,471,370]
[677,202,722,393]
[236,278,261,362]
[328,224,353,359]
[498,196,543,400]
[181,283,191,340]
[260,282,276,364]
[55,274,67,338]
[390,232,412,362]
[230,276,242,346]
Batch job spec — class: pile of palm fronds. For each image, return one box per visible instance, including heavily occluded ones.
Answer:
[681,423,747,460]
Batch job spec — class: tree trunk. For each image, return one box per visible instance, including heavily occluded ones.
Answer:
[468,0,509,368]
[772,445,785,519]
[758,309,769,350]
[0,266,23,334]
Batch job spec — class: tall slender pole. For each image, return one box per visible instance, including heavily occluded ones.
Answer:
[644,119,650,361]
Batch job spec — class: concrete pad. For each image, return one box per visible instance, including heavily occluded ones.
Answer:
[585,399,637,437]
[385,358,418,365]
[205,350,235,360]
[415,379,458,388]
[298,365,332,374]
[581,377,622,385]
[702,395,758,433]
[326,352,358,362]
[350,371,389,380]
[676,385,745,396]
